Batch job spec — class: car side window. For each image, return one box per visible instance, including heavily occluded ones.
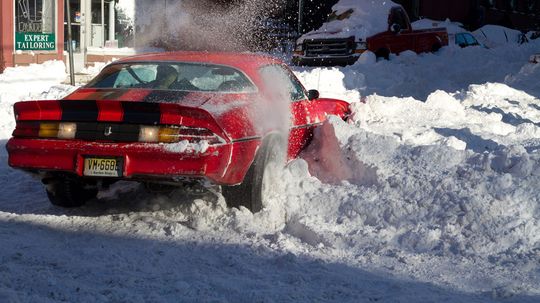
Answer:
[464,33,478,45]
[259,65,306,102]
[389,7,409,31]
[455,33,466,46]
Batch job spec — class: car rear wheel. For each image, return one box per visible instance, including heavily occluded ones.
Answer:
[45,177,98,208]
[222,135,285,213]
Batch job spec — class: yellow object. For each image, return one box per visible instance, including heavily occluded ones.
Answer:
[158,127,179,143]
[39,123,59,138]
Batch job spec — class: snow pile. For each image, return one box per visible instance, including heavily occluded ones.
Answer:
[0,61,74,138]
[505,59,540,97]
[297,0,398,43]
[349,84,540,151]
[473,25,524,48]
[325,38,540,100]
[294,67,360,102]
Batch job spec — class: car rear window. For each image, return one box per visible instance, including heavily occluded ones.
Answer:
[87,62,257,93]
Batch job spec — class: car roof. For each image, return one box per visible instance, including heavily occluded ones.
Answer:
[115,51,283,70]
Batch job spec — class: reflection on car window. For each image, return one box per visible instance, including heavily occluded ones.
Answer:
[87,62,256,93]
[259,65,306,102]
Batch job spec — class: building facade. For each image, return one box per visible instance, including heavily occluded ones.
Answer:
[1,0,121,73]
[396,0,540,31]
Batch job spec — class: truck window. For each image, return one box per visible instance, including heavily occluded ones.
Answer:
[388,7,409,31]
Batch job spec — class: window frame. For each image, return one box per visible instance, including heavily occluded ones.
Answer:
[258,64,308,103]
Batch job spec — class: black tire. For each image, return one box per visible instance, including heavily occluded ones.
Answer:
[222,135,285,213]
[375,48,390,60]
[45,177,98,208]
[431,43,441,53]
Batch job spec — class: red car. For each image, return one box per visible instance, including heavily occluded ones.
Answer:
[7,52,349,212]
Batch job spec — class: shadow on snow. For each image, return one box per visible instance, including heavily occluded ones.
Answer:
[1,220,539,303]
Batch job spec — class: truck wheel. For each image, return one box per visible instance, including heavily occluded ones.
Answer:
[222,135,285,213]
[431,43,442,52]
[375,49,390,60]
[45,177,98,208]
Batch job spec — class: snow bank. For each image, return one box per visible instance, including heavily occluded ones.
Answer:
[0,61,73,138]
[294,67,360,102]
[350,83,540,151]
[297,38,540,100]
[473,25,524,48]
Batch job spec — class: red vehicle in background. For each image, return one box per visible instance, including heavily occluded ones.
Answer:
[293,2,448,65]
[6,52,349,212]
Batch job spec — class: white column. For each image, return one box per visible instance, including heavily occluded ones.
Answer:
[108,0,115,42]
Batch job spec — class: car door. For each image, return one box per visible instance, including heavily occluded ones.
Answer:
[258,65,315,158]
[258,64,349,159]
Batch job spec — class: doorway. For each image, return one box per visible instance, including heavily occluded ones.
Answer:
[64,0,116,72]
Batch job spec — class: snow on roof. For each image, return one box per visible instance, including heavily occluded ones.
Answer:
[298,0,399,42]
[473,25,523,47]
[412,18,465,35]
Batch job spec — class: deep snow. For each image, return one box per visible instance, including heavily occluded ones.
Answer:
[0,37,539,302]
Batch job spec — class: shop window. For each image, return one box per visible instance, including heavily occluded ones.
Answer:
[15,0,56,51]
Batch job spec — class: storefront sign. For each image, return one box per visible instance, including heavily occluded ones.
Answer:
[15,33,56,51]
[15,0,56,51]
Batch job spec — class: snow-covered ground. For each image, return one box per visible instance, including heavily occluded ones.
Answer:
[1,37,539,302]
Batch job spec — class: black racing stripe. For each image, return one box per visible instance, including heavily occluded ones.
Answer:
[122,102,161,124]
[60,100,99,122]
[142,91,190,103]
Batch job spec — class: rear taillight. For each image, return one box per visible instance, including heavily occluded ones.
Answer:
[12,121,40,138]
[138,125,223,144]
[38,122,59,138]
[13,122,76,139]
[13,122,223,145]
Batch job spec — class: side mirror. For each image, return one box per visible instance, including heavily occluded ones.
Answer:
[391,23,401,34]
[307,89,319,100]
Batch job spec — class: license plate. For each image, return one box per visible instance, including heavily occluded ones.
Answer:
[83,157,122,177]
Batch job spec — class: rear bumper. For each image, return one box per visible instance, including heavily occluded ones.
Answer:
[292,55,360,66]
[6,138,260,185]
